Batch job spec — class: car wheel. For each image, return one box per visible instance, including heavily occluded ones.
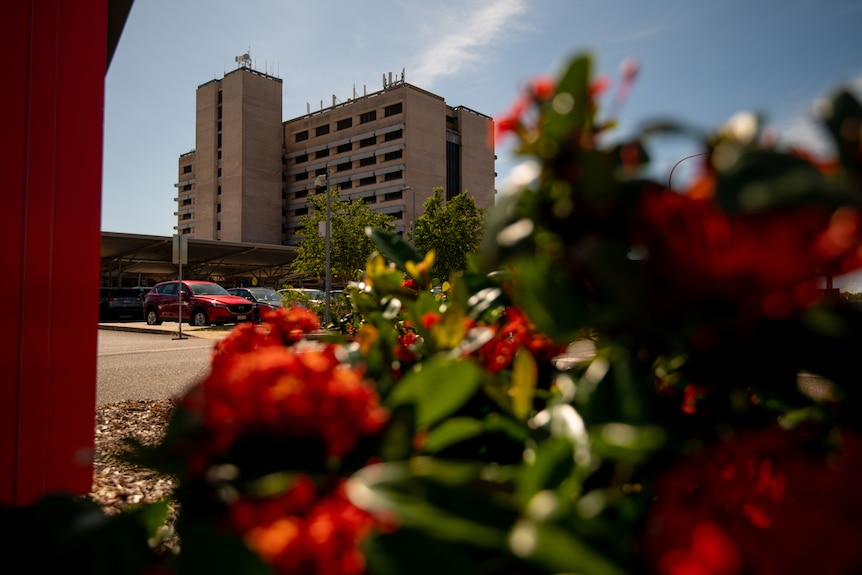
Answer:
[191,309,209,326]
[145,308,161,326]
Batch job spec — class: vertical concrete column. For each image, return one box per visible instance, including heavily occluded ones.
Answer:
[1,0,107,505]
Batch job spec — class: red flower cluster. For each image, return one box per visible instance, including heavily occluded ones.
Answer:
[211,305,322,369]
[475,307,566,373]
[641,427,862,575]
[228,475,377,575]
[181,331,388,473]
[634,187,862,319]
[395,331,420,363]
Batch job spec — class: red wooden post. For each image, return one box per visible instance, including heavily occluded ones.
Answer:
[1,0,107,506]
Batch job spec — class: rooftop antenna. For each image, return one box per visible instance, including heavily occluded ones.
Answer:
[235,49,252,69]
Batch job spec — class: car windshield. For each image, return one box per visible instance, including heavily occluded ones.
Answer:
[112,289,138,297]
[248,288,281,302]
[188,283,229,296]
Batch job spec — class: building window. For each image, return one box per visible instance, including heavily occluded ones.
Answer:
[359,156,376,167]
[182,213,191,220]
[336,162,351,172]
[359,110,377,124]
[217,186,221,195]
[295,153,308,164]
[295,172,309,181]
[336,118,352,130]
[217,150,222,160]
[217,134,222,148]
[384,103,403,117]
[296,190,308,199]
[315,167,327,176]
[341,180,353,190]
[384,190,403,201]
[217,90,222,104]
[359,136,376,148]
[217,168,222,177]
[295,207,308,216]
[363,195,376,204]
[384,150,402,162]
[183,184,192,191]
[217,203,221,213]
[316,124,330,137]
[384,170,403,182]
[337,142,352,154]
[390,210,403,220]
[217,222,221,230]
[183,165,192,174]
[296,130,309,142]
[359,176,376,186]
[217,106,222,119]
[182,198,191,205]
[384,129,402,142]
[217,121,222,131]
[316,149,330,159]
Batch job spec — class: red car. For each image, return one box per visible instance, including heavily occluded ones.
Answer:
[143,280,255,326]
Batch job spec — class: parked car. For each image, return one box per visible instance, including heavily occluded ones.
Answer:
[131,286,152,302]
[99,287,143,321]
[227,287,284,321]
[277,288,325,309]
[143,280,255,326]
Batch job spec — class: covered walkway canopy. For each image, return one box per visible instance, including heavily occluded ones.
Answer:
[101,231,300,287]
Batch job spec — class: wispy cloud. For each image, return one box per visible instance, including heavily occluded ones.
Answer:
[409,0,529,88]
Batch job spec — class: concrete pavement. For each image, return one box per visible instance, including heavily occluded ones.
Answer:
[97,320,234,340]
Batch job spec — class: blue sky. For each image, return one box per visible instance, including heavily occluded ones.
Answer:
[103,0,862,240]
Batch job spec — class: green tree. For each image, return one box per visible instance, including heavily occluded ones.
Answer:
[291,188,395,285]
[412,187,486,282]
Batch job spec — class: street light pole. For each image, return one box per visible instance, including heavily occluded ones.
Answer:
[403,186,415,245]
[314,167,332,327]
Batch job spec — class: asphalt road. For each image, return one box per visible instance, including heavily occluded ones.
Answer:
[96,329,218,405]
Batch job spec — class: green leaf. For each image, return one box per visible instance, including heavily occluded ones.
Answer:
[510,347,538,420]
[516,437,575,505]
[175,522,272,575]
[386,357,483,427]
[423,417,487,453]
[715,149,849,212]
[363,529,477,575]
[368,227,421,270]
[588,422,667,462]
[511,519,628,575]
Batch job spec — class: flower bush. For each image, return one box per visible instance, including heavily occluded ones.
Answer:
[6,51,862,574]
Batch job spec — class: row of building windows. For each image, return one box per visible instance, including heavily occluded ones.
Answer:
[291,169,404,196]
[293,130,402,167]
[293,103,403,143]
[293,151,403,182]
[289,191,412,218]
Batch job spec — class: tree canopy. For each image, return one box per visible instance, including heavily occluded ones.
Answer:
[290,189,395,286]
[412,187,486,283]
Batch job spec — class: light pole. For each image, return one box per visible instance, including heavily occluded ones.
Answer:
[668,152,708,189]
[314,167,332,327]
[403,185,415,244]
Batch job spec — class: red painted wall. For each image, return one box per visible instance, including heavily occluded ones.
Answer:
[1,0,107,506]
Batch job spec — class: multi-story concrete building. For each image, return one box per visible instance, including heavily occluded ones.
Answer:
[175,62,495,246]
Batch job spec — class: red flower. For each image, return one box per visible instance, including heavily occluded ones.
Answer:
[474,307,566,373]
[633,187,862,319]
[230,477,378,575]
[641,427,862,575]
[212,306,321,369]
[420,311,443,331]
[401,277,419,291]
[183,344,388,472]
